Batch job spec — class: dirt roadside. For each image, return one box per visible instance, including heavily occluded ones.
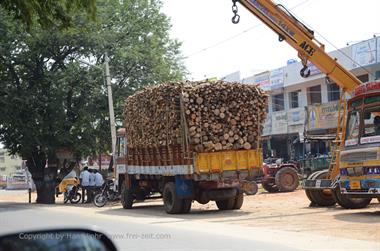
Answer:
[1,188,379,242]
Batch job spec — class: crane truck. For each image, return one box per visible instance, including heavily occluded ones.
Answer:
[232,0,379,208]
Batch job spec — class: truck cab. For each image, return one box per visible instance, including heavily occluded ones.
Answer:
[338,81,380,199]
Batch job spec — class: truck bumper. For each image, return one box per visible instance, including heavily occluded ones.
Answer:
[339,178,380,195]
[302,179,334,189]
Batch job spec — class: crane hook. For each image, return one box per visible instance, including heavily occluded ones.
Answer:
[300,65,311,78]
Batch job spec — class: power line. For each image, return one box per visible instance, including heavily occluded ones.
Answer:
[183,0,311,59]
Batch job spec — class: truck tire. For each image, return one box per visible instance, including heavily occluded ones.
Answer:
[304,171,322,204]
[333,186,372,209]
[163,182,183,214]
[233,193,244,209]
[275,167,299,192]
[308,170,336,207]
[181,199,192,214]
[121,184,134,209]
[261,181,279,193]
[216,197,235,210]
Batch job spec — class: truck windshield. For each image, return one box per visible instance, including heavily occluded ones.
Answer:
[361,107,380,144]
[345,111,360,146]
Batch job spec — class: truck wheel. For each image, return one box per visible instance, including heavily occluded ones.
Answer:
[261,181,279,193]
[121,184,134,209]
[163,182,183,214]
[233,193,244,209]
[275,167,299,192]
[181,199,192,214]
[304,171,322,204]
[216,197,235,210]
[308,170,336,207]
[333,186,371,209]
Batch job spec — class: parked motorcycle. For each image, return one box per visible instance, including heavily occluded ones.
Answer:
[55,178,82,204]
[93,180,118,207]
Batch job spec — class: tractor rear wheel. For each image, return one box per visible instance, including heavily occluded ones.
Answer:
[275,167,299,192]
[261,181,279,193]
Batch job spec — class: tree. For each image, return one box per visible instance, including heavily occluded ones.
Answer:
[0,0,186,203]
[0,0,96,28]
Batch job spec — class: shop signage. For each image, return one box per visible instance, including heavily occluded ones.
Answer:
[352,38,377,67]
[272,111,288,135]
[307,101,340,130]
[270,67,284,90]
[254,71,271,91]
[288,108,305,133]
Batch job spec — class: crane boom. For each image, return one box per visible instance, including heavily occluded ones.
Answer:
[234,0,362,92]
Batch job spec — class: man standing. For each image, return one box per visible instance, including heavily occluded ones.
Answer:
[95,170,104,188]
[79,166,90,203]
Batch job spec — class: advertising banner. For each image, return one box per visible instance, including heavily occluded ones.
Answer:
[288,108,305,134]
[254,71,271,92]
[272,111,288,135]
[270,67,284,91]
[352,38,377,67]
[377,37,380,63]
[262,116,272,136]
[307,101,340,130]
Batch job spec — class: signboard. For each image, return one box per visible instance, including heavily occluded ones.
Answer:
[377,37,380,63]
[262,116,272,136]
[271,111,287,135]
[288,108,305,134]
[352,38,376,67]
[88,154,112,169]
[307,101,340,130]
[270,67,284,90]
[254,71,271,91]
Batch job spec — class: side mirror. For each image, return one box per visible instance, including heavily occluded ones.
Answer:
[0,229,118,251]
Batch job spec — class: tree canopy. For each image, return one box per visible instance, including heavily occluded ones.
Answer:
[0,0,186,203]
[0,0,96,28]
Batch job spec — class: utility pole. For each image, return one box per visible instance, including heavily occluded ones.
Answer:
[104,53,117,171]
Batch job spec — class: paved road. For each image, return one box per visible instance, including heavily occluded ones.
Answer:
[0,202,378,251]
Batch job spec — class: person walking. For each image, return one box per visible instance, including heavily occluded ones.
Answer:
[79,166,90,203]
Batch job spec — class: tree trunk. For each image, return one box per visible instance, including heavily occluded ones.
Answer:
[26,151,58,204]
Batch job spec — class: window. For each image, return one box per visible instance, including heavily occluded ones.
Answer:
[357,74,369,83]
[363,108,380,138]
[272,93,284,112]
[327,83,340,101]
[345,111,359,146]
[307,85,321,105]
[289,90,301,108]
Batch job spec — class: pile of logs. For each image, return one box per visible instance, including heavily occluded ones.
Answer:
[124,80,267,152]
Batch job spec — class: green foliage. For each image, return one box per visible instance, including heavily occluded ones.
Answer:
[0,0,186,163]
[0,0,96,28]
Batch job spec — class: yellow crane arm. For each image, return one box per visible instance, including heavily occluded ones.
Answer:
[235,0,362,92]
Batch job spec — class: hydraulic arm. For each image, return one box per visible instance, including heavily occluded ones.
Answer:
[232,0,362,92]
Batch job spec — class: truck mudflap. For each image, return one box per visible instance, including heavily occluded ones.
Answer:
[303,179,335,189]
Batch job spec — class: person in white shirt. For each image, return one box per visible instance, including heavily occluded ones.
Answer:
[79,166,90,203]
[89,169,96,187]
[94,170,104,187]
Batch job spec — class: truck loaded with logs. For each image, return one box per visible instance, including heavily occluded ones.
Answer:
[115,80,268,214]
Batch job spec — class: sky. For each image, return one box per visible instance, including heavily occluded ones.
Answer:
[162,0,380,80]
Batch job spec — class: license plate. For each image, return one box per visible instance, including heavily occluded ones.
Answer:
[350,180,361,190]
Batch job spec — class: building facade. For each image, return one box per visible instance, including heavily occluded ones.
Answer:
[0,148,23,177]
[236,37,380,160]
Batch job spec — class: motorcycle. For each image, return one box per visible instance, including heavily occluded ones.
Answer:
[93,180,118,207]
[56,178,82,204]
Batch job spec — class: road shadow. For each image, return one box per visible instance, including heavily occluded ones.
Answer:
[334,209,380,224]
[0,202,41,212]
[97,201,251,222]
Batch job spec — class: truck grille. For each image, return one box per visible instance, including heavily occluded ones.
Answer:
[340,150,377,163]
